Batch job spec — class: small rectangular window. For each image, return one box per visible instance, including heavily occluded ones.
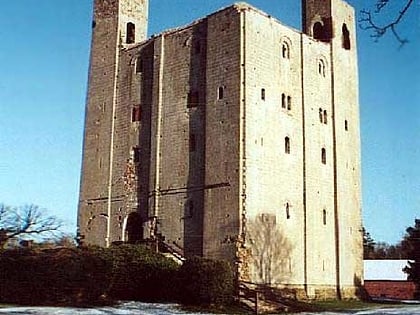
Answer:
[218,86,224,100]
[261,88,266,101]
[285,137,290,154]
[287,96,292,110]
[282,93,286,108]
[345,120,348,131]
[132,107,141,122]
[187,91,199,108]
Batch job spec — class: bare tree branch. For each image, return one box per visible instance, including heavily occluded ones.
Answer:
[0,204,63,248]
[359,0,414,47]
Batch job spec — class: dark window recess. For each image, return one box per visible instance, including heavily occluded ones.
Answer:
[319,59,326,77]
[345,120,349,131]
[319,108,323,123]
[287,96,292,110]
[321,148,326,164]
[132,147,140,163]
[285,137,291,154]
[126,23,135,44]
[282,93,286,108]
[132,107,141,122]
[313,22,326,41]
[218,86,224,100]
[189,134,196,152]
[282,42,290,59]
[286,203,291,219]
[188,91,199,108]
[323,209,327,225]
[323,110,328,124]
[136,57,143,73]
[261,88,266,101]
[342,24,351,50]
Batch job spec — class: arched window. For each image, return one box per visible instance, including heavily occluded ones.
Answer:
[285,137,290,154]
[313,22,325,41]
[323,209,327,225]
[282,42,290,59]
[286,203,291,219]
[321,148,326,164]
[127,22,135,44]
[136,57,143,73]
[342,24,351,50]
[318,59,326,77]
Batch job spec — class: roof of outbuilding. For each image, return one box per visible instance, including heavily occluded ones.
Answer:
[364,260,410,281]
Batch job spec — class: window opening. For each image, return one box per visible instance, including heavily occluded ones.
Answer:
[126,23,135,44]
[187,91,199,108]
[261,88,266,101]
[323,110,328,124]
[282,93,286,109]
[132,147,140,163]
[313,22,326,41]
[132,107,141,122]
[286,203,290,219]
[342,24,351,50]
[323,209,327,225]
[345,120,348,131]
[285,137,290,154]
[318,59,326,77]
[321,148,326,164]
[319,108,323,123]
[136,57,143,73]
[218,86,224,100]
[287,96,292,110]
[282,42,290,59]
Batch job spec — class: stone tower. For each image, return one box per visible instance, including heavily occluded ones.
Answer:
[301,0,363,298]
[78,0,148,247]
[78,0,363,299]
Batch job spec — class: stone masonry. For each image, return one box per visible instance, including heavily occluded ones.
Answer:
[78,0,363,299]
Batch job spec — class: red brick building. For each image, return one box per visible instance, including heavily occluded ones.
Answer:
[364,260,417,300]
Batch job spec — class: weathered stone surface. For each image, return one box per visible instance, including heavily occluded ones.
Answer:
[78,0,363,300]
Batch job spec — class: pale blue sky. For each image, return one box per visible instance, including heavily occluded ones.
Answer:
[0,0,418,244]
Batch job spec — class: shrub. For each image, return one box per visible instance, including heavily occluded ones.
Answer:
[106,244,179,301]
[177,256,235,305]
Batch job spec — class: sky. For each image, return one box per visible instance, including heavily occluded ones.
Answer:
[0,0,418,245]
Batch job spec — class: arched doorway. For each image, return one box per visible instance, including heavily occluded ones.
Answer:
[122,212,143,243]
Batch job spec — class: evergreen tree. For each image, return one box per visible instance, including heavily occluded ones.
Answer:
[363,227,376,259]
[402,219,420,299]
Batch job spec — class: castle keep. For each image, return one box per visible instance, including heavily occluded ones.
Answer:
[78,0,363,299]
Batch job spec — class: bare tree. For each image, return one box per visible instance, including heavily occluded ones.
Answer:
[359,0,414,47]
[0,204,63,248]
[247,214,293,285]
